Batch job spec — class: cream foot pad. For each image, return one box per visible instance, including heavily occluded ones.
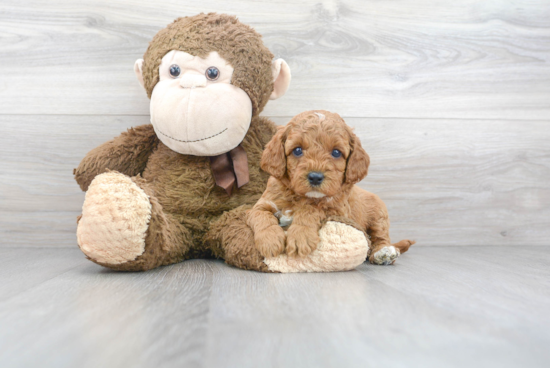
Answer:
[263,221,369,273]
[77,172,152,265]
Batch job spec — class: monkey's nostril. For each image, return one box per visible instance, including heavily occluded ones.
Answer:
[307,172,324,186]
[179,74,207,88]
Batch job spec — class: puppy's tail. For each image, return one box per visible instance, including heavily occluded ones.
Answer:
[393,239,415,255]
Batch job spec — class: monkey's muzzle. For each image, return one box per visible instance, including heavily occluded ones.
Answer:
[150,82,253,156]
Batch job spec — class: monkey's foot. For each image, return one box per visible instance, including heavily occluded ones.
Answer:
[263,221,369,273]
[77,172,152,265]
[370,246,400,265]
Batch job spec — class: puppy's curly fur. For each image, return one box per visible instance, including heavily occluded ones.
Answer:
[247,110,414,262]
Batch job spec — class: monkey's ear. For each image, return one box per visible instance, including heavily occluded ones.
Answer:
[134,59,145,89]
[270,59,291,100]
[261,125,287,178]
[345,134,370,185]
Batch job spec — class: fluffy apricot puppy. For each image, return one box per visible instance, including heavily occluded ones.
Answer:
[247,110,415,265]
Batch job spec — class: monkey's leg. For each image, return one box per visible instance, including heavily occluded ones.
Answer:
[261,216,369,273]
[204,205,271,272]
[77,171,193,271]
[205,210,370,273]
[367,209,415,266]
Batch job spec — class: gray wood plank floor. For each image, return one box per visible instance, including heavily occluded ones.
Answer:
[0,247,548,368]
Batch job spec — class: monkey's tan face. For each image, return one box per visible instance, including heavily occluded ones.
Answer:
[148,50,253,156]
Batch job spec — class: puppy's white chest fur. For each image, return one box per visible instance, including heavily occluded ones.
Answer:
[305,191,326,199]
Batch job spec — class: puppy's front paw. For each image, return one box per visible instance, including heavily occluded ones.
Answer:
[286,225,320,258]
[255,225,286,258]
[370,245,400,265]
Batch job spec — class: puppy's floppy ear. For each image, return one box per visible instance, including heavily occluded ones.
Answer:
[261,125,287,178]
[345,132,370,184]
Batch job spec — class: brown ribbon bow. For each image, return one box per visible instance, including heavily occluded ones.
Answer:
[209,145,249,196]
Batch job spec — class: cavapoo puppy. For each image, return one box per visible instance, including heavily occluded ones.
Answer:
[247,110,414,265]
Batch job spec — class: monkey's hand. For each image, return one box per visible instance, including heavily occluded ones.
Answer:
[286,224,320,258]
[74,124,159,191]
[255,225,286,258]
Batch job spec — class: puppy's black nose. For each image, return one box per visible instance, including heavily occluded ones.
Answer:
[307,172,324,186]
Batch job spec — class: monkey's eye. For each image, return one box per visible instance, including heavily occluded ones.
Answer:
[206,67,220,81]
[331,149,342,158]
[169,64,181,78]
[292,147,303,157]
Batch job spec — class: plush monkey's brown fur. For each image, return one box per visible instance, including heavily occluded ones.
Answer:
[142,13,275,116]
[74,14,278,271]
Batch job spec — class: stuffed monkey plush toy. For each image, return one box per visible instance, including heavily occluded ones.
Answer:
[74,13,373,272]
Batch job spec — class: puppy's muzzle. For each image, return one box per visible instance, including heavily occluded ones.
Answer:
[307,171,324,187]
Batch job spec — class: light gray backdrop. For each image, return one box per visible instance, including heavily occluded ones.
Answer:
[1,0,549,248]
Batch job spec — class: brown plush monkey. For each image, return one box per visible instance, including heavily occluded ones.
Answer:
[74,13,370,272]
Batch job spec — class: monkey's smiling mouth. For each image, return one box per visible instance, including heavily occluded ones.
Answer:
[156,127,228,143]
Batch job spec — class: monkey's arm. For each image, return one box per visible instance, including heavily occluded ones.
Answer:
[243,116,278,152]
[255,116,278,147]
[74,124,159,191]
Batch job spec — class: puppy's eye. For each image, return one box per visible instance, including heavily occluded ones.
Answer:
[292,147,303,157]
[169,64,181,78]
[206,67,220,81]
[331,149,342,158]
